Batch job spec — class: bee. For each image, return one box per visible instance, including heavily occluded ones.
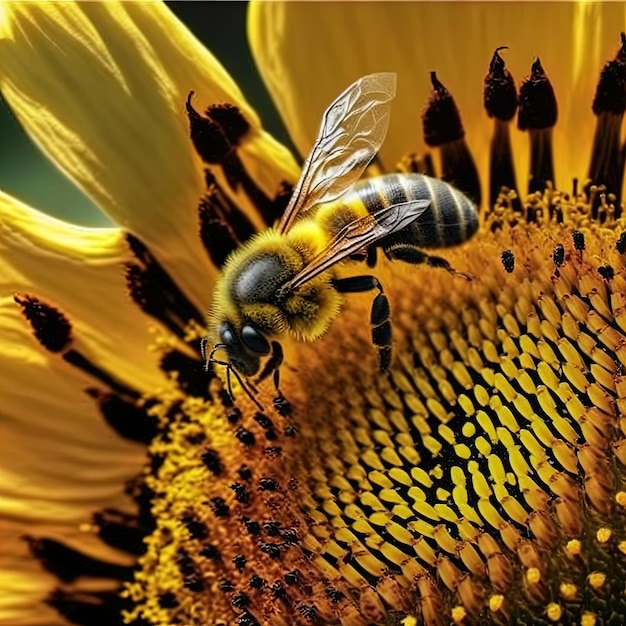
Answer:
[204,72,478,401]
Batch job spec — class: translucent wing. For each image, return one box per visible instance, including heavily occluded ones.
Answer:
[277,72,397,234]
[281,199,431,293]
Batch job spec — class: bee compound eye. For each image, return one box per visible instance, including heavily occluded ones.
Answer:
[241,325,271,355]
[219,323,236,348]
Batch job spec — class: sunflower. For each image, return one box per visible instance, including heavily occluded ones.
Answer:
[2,2,626,626]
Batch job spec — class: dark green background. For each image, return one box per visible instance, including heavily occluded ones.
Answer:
[0,2,288,226]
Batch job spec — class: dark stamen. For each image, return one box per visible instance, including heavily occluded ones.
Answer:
[484,47,518,121]
[160,349,212,400]
[518,58,558,194]
[125,234,204,337]
[24,536,134,583]
[14,294,72,352]
[221,151,288,227]
[186,91,231,163]
[501,250,515,273]
[205,103,251,145]
[484,47,520,210]
[14,294,144,400]
[422,72,481,205]
[86,388,156,443]
[397,152,437,177]
[588,33,626,218]
[198,171,256,268]
[423,72,464,145]
[47,589,127,626]
[92,509,148,556]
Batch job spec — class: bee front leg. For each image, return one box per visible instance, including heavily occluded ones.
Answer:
[331,276,392,371]
[384,245,472,280]
[255,341,284,391]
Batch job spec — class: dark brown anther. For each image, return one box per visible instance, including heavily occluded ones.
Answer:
[186,91,232,163]
[181,511,208,541]
[201,447,225,475]
[572,230,585,251]
[598,265,615,280]
[236,427,256,446]
[259,477,280,491]
[125,234,204,336]
[232,555,248,573]
[588,34,626,218]
[249,575,264,589]
[518,58,557,195]
[273,394,292,417]
[14,294,72,353]
[422,72,481,205]
[46,589,125,626]
[200,544,222,562]
[553,244,565,267]
[501,250,515,273]
[484,47,520,210]
[86,388,157,443]
[206,103,251,145]
[92,509,147,556]
[159,592,179,609]
[209,497,230,517]
[518,58,558,130]
[423,72,465,145]
[24,536,134,583]
[259,542,281,559]
[199,171,256,261]
[231,482,251,504]
[160,349,212,400]
[484,47,518,121]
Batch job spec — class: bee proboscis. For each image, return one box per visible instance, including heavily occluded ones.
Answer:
[204,72,478,404]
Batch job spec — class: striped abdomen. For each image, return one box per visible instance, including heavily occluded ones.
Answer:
[341,173,479,249]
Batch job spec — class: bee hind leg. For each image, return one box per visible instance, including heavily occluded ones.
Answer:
[384,245,471,280]
[331,275,392,371]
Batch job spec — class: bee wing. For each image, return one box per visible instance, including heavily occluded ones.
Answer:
[281,199,431,292]
[278,72,397,234]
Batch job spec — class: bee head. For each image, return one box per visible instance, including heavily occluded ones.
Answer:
[219,321,271,377]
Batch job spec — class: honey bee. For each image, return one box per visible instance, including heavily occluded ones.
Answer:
[203,72,478,399]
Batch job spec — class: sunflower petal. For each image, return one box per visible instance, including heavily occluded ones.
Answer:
[0,191,164,391]
[0,1,298,306]
[249,1,626,197]
[0,194,153,623]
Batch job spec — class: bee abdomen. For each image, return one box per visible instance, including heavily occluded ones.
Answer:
[354,173,478,249]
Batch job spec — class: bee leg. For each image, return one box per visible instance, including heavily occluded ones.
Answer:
[255,341,284,390]
[200,336,209,371]
[366,247,378,268]
[331,276,392,371]
[384,245,472,280]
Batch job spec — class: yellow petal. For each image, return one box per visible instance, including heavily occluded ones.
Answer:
[0,193,153,623]
[0,191,163,391]
[249,1,626,199]
[0,1,298,308]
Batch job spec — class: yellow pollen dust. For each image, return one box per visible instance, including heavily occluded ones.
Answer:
[588,572,607,590]
[581,612,598,626]
[451,605,467,623]
[546,602,562,621]
[526,567,541,584]
[560,582,578,601]
[596,527,612,544]
[616,491,626,507]
[566,539,583,557]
